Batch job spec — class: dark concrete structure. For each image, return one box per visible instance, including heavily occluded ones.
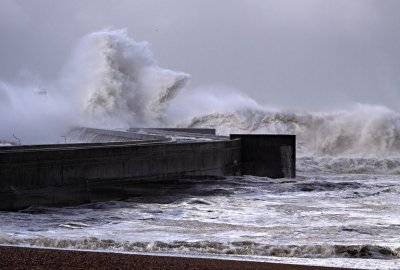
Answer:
[148,128,216,135]
[0,128,295,211]
[230,134,295,178]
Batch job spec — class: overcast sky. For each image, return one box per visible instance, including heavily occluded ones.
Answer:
[1,0,400,111]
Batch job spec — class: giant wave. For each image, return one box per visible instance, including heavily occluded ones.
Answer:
[2,29,400,162]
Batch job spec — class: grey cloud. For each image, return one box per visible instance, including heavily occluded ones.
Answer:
[1,0,400,111]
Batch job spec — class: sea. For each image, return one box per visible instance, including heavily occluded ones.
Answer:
[1,126,400,270]
[1,29,400,269]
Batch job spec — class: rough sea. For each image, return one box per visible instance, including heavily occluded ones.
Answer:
[1,155,399,269]
[1,29,400,269]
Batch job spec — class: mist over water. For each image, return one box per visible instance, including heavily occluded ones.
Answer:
[0,80,73,144]
[0,29,190,144]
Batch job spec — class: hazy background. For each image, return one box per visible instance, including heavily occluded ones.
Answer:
[1,0,400,111]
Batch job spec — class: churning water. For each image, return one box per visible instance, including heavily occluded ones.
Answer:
[1,172,399,269]
[1,29,400,269]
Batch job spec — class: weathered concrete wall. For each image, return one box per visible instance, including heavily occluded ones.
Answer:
[230,135,295,179]
[0,140,240,210]
[0,133,296,210]
[128,128,225,141]
[151,128,216,135]
[73,127,168,143]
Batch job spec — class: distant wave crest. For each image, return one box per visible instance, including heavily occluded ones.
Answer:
[179,104,400,157]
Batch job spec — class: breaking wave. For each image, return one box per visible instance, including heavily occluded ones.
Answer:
[179,104,400,158]
[63,30,400,159]
[297,156,400,175]
[2,28,400,160]
[1,237,398,260]
[62,29,190,128]
[0,29,190,143]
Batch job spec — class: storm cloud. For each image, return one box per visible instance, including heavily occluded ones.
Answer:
[1,0,400,111]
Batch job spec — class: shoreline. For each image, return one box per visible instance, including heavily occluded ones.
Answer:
[0,245,353,270]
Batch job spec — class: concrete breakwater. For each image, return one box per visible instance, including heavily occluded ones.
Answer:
[0,128,295,210]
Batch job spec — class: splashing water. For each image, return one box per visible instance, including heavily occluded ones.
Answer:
[179,104,400,157]
[58,30,400,159]
[0,29,190,143]
[2,28,400,159]
[2,29,400,270]
[62,29,190,128]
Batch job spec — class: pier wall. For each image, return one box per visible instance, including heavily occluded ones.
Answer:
[0,140,240,210]
[149,128,216,135]
[0,130,297,211]
[230,134,296,178]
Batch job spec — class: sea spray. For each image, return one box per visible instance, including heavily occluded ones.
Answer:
[179,104,400,157]
[0,80,73,144]
[61,29,190,128]
[0,29,190,143]
[2,28,400,158]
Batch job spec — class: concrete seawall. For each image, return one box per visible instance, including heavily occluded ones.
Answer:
[231,134,296,178]
[0,140,240,210]
[0,128,295,211]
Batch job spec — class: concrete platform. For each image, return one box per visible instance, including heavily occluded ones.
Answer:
[0,128,295,210]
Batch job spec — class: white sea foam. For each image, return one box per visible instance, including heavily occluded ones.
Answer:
[178,104,400,157]
[0,174,399,270]
[61,29,190,128]
[0,29,189,143]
